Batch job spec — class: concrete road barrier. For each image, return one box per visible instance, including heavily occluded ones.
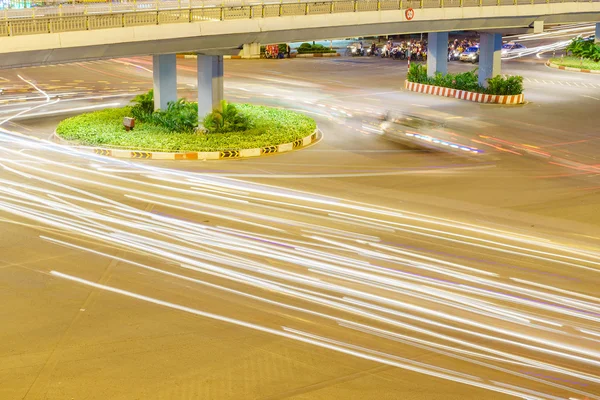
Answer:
[546,60,600,75]
[404,80,524,105]
[54,128,321,161]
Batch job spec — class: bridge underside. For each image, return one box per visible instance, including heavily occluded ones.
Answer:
[0,9,599,69]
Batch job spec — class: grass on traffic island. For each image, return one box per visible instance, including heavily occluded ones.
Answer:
[549,56,600,71]
[56,104,316,152]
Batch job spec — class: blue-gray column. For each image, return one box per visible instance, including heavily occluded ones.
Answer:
[478,33,502,87]
[595,23,600,44]
[427,32,448,77]
[197,55,224,120]
[152,54,177,111]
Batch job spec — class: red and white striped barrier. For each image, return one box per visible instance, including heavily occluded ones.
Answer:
[404,80,524,105]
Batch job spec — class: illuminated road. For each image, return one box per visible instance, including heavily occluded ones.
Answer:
[1,48,600,400]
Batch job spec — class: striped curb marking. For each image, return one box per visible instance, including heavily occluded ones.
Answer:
[60,129,320,161]
[405,80,524,105]
[94,149,111,156]
[546,61,600,75]
[132,151,151,159]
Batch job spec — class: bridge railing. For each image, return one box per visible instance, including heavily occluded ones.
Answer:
[0,0,597,36]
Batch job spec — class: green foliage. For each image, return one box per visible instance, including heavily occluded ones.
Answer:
[429,71,454,88]
[297,42,336,54]
[407,63,429,83]
[486,75,524,96]
[550,56,600,70]
[567,37,600,62]
[406,64,523,95]
[452,68,480,92]
[152,98,198,133]
[130,89,154,122]
[202,100,250,134]
[55,104,316,152]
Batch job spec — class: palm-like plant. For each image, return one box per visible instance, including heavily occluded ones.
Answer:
[202,100,250,133]
[130,90,154,122]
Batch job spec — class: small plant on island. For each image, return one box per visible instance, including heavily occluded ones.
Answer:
[202,100,251,134]
[297,42,336,54]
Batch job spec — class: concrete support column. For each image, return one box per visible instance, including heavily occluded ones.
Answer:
[152,54,177,111]
[197,55,224,120]
[242,43,261,59]
[478,33,502,87]
[427,32,449,77]
[595,23,600,44]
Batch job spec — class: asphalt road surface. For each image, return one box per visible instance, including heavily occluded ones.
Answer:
[1,40,600,400]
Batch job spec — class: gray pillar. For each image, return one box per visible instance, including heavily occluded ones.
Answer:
[427,32,449,77]
[478,33,502,87]
[242,43,261,59]
[212,55,224,108]
[197,55,224,120]
[596,23,600,44]
[152,54,177,111]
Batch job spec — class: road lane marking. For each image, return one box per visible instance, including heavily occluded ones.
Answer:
[581,95,600,101]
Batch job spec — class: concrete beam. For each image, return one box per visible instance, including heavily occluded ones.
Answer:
[1,7,600,68]
[427,31,448,77]
[153,54,177,111]
[478,33,502,87]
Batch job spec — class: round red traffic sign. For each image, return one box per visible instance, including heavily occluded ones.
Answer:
[405,8,415,20]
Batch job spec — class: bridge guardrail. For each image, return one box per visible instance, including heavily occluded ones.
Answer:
[0,0,598,37]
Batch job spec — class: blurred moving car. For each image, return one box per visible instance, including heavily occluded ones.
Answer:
[379,113,483,156]
[460,46,479,63]
[501,42,526,56]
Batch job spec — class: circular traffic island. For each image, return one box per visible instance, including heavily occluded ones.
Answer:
[55,102,318,160]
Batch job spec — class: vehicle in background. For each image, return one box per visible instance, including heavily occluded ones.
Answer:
[366,44,379,57]
[448,48,461,61]
[501,42,527,57]
[345,43,365,56]
[460,46,479,63]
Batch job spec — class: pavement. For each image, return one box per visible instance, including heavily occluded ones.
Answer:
[1,39,600,400]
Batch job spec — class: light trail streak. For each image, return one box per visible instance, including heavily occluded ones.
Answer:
[48,270,582,400]
[0,129,599,398]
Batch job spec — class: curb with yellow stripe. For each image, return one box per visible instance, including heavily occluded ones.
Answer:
[546,60,600,75]
[55,129,320,161]
[404,80,525,105]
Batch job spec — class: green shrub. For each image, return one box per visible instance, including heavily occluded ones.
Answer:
[407,63,428,84]
[567,37,600,62]
[486,75,524,96]
[430,71,454,88]
[202,100,250,134]
[152,98,198,133]
[297,42,336,54]
[453,69,481,92]
[298,43,312,52]
[406,64,523,95]
[130,90,154,122]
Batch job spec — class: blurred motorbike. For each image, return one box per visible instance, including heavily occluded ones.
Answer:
[345,45,365,56]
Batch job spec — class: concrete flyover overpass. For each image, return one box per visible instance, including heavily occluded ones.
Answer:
[1,0,599,115]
